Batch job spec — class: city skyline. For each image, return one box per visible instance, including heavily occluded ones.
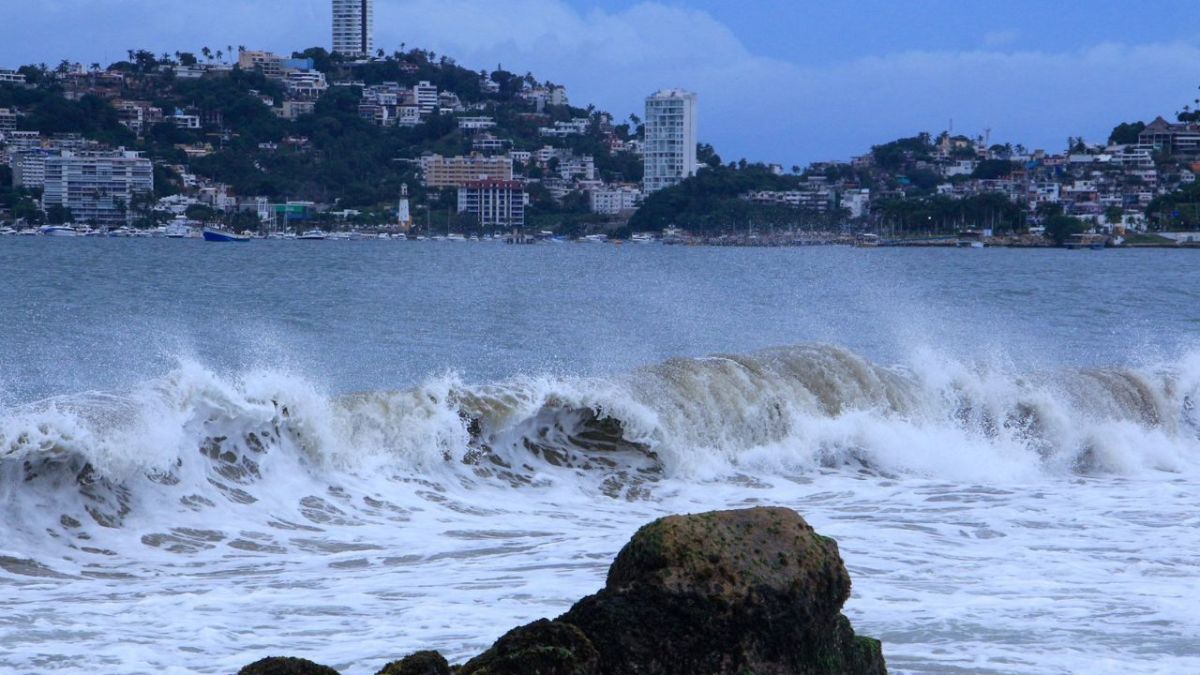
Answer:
[2,1,1200,166]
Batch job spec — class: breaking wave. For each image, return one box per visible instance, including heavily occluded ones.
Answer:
[2,344,1199,556]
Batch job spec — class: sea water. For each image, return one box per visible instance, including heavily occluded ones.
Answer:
[1,239,1198,674]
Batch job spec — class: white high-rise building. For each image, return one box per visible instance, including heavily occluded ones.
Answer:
[643,89,697,194]
[41,150,154,226]
[332,0,374,58]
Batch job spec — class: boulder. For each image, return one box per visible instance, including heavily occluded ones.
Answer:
[237,656,341,675]
[457,618,600,674]
[375,650,452,675]
[244,507,885,675]
[558,506,885,674]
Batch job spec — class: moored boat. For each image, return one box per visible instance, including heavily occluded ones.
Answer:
[39,225,77,237]
[298,229,327,240]
[202,227,250,242]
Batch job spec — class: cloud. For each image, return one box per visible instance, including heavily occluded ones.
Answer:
[982,30,1020,48]
[379,1,1200,162]
[3,1,1200,164]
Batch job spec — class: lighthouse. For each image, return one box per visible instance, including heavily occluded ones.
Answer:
[397,183,412,231]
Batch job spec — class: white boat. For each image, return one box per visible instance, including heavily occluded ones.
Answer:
[164,221,195,238]
[39,225,77,237]
[0,227,16,236]
[298,229,327,240]
[393,233,408,241]
[631,233,657,244]
[446,233,467,242]
[580,233,608,243]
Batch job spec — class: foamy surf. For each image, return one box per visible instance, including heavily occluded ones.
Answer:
[2,345,1200,674]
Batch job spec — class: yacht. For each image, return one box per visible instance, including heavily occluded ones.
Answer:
[164,220,195,238]
[298,229,328,240]
[39,225,77,237]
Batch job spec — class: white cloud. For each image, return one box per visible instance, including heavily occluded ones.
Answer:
[983,30,1020,48]
[4,0,1200,164]
[378,1,1200,162]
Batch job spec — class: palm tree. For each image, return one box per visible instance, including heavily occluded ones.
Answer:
[201,46,212,62]
[216,49,224,64]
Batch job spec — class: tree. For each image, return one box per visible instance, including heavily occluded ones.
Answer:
[1042,214,1087,245]
[45,204,74,224]
[1108,121,1145,145]
[697,143,722,168]
[972,159,1018,180]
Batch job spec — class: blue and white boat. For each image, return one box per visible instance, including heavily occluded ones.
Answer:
[39,225,78,237]
[202,227,250,242]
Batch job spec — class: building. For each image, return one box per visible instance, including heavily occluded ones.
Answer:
[171,109,201,129]
[421,153,514,187]
[4,130,42,153]
[12,150,50,189]
[278,100,316,120]
[590,185,641,215]
[332,0,374,58]
[643,89,698,193]
[238,50,284,79]
[283,70,328,99]
[113,100,163,135]
[0,69,25,84]
[41,150,154,226]
[0,107,16,135]
[413,81,438,115]
[1139,116,1200,157]
[457,179,526,228]
[840,189,871,219]
[457,116,496,131]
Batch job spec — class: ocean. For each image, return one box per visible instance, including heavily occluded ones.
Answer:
[1,239,1198,674]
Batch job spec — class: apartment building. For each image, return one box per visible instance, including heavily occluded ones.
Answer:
[456,179,526,228]
[421,153,514,188]
[643,89,697,193]
[41,150,154,226]
[332,0,373,58]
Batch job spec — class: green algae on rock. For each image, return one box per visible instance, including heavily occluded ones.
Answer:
[375,650,452,675]
[559,506,885,674]
[237,655,342,675]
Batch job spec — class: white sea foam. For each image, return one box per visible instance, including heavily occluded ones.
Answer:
[2,345,1199,673]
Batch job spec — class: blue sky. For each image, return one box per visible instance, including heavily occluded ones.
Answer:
[3,1,1200,165]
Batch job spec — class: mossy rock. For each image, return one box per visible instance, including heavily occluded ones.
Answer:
[376,650,452,675]
[237,656,341,675]
[457,619,599,675]
[558,507,885,674]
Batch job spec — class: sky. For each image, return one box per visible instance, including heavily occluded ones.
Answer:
[3,1,1200,165]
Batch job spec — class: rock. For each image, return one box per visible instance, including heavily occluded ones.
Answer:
[558,506,885,674]
[247,508,884,675]
[457,619,599,675]
[237,656,341,675]
[375,650,452,675]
